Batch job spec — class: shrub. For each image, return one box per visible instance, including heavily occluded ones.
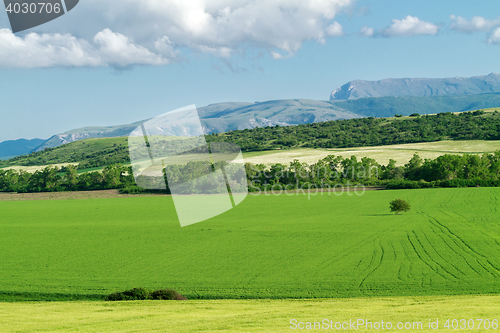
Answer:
[105,288,186,301]
[105,288,151,301]
[105,292,127,301]
[151,289,187,300]
[122,287,152,300]
[390,199,411,215]
[409,113,420,117]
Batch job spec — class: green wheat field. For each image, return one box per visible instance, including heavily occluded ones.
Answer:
[1,188,499,301]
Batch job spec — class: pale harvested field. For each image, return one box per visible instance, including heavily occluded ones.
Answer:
[1,295,499,332]
[243,140,500,166]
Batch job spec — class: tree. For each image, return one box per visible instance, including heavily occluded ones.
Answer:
[404,154,423,180]
[63,165,79,191]
[390,199,411,215]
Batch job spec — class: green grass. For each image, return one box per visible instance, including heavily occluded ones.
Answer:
[0,188,500,301]
[1,295,500,332]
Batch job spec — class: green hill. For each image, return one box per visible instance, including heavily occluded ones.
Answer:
[0,137,130,169]
[28,93,500,153]
[1,108,500,169]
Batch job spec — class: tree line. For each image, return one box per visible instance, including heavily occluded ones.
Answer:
[0,165,135,193]
[245,151,500,192]
[2,151,500,194]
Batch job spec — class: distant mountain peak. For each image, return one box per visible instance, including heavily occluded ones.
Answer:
[0,138,45,160]
[330,73,500,100]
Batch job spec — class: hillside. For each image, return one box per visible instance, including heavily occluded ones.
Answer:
[30,93,500,152]
[32,100,360,152]
[331,72,500,100]
[209,108,500,151]
[0,137,130,169]
[33,121,146,152]
[1,108,500,169]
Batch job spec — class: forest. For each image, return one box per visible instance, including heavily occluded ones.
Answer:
[206,110,500,151]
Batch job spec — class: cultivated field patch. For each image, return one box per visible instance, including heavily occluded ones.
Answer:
[244,140,500,166]
[0,188,499,301]
[0,295,499,332]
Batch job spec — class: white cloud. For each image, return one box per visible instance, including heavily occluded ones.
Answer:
[0,0,355,68]
[271,51,284,60]
[0,28,175,68]
[94,29,173,67]
[359,26,374,37]
[487,27,500,45]
[379,15,440,37]
[450,15,500,33]
[325,22,344,36]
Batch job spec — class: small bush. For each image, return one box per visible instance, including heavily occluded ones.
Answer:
[105,288,186,301]
[123,287,151,300]
[394,114,403,118]
[151,289,187,300]
[409,113,420,117]
[105,292,127,301]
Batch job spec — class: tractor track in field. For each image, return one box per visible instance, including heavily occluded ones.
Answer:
[358,238,385,289]
[427,223,482,277]
[405,232,451,282]
[425,213,500,278]
[420,230,467,277]
[440,209,500,268]
[410,231,459,281]
[399,240,414,281]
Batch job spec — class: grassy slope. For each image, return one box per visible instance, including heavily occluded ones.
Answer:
[1,295,499,332]
[0,137,130,168]
[2,108,500,169]
[3,140,500,173]
[1,188,499,301]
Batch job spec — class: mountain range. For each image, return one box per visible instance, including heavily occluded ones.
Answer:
[0,139,45,160]
[330,73,500,100]
[2,73,500,160]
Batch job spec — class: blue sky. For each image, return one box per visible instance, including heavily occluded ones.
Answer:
[0,0,499,142]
